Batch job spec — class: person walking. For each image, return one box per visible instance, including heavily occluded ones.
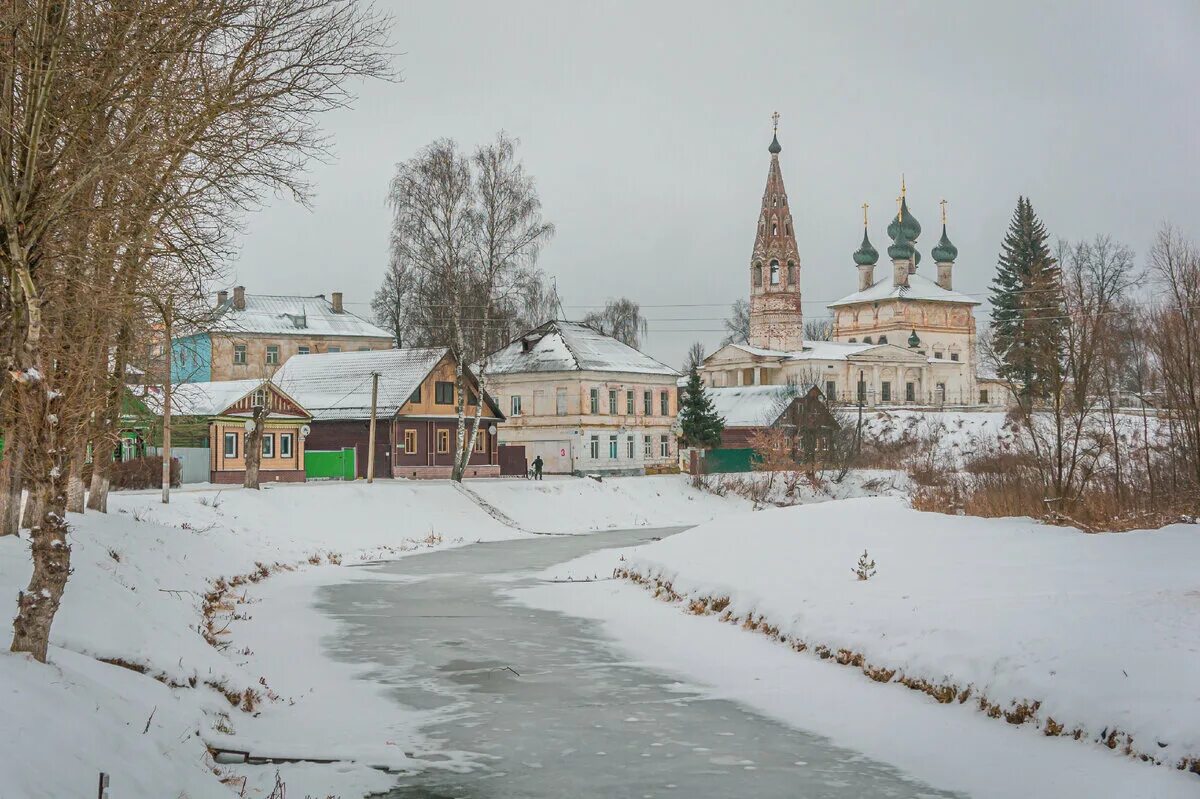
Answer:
[532,455,544,481]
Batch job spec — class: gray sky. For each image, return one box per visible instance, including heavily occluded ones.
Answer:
[234,0,1200,368]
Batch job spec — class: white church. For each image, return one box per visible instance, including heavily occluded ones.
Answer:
[700,120,1009,409]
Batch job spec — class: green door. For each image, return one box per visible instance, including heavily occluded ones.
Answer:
[306,447,357,480]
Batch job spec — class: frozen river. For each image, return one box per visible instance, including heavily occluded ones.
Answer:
[316,529,960,799]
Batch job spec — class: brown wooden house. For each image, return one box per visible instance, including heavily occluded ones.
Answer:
[272,347,505,479]
[708,383,839,460]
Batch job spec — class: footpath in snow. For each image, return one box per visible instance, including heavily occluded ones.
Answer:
[517,496,1200,797]
[0,475,745,798]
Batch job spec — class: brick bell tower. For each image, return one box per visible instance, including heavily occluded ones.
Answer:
[747,112,804,351]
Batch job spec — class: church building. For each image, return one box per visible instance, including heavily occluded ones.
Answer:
[700,119,1008,408]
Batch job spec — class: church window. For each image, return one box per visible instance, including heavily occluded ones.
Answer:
[906,382,916,402]
[863,336,872,344]
[878,335,887,344]
[848,338,857,343]
[772,195,778,207]
[785,223,791,236]
[825,381,836,400]
[934,351,943,359]
[980,389,989,404]
[787,262,796,285]
[950,352,959,361]
[881,382,891,402]
[771,222,778,236]
[753,263,763,287]
[769,260,780,285]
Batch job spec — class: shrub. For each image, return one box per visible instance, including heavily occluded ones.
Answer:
[109,456,182,490]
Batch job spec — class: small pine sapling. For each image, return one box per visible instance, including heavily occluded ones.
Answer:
[852,549,877,581]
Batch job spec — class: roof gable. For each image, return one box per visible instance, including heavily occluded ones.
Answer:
[207,293,395,339]
[141,379,310,419]
[828,273,980,308]
[273,347,447,421]
[486,321,679,377]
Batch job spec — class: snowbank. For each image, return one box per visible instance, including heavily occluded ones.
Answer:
[0,476,753,797]
[535,497,1200,776]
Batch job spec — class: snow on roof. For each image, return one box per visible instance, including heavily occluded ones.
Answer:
[828,273,980,308]
[142,379,275,417]
[707,385,800,427]
[726,340,878,361]
[485,321,679,377]
[207,293,394,339]
[272,347,447,421]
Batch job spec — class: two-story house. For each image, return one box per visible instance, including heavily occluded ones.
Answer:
[172,286,394,383]
[484,321,680,475]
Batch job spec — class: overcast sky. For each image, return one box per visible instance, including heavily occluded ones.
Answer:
[233,0,1200,368]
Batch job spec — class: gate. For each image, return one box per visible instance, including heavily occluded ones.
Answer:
[497,444,527,477]
[305,447,356,480]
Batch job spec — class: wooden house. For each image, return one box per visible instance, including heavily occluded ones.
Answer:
[272,347,505,479]
[697,384,839,472]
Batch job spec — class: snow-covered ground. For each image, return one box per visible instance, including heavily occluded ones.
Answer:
[0,476,746,798]
[519,497,1200,795]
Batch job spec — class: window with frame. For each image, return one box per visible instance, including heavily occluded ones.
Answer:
[608,389,617,414]
[468,390,478,407]
[608,435,618,459]
[265,345,279,365]
[223,431,238,458]
[556,387,567,416]
[906,382,916,402]
[510,395,522,416]
[589,435,599,459]
[934,351,944,359]
[769,260,780,285]
[626,390,634,414]
[627,435,635,459]
[936,383,946,401]
[280,433,293,458]
[878,335,888,344]
[409,386,421,404]
[980,389,989,404]
[589,387,599,414]
[643,390,652,415]
[857,380,867,403]
[825,380,836,400]
[298,345,310,356]
[252,388,268,409]
[881,381,891,402]
[233,344,247,365]
[436,429,450,453]
[660,390,669,416]
[261,433,275,458]
[950,352,959,361]
[403,429,417,453]
[643,435,652,458]
[435,381,454,404]
[475,431,485,452]
[659,434,670,458]
[328,346,341,353]
[753,264,763,287]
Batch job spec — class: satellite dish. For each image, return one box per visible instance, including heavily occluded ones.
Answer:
[244,419,256,432]
[300,424,311,438]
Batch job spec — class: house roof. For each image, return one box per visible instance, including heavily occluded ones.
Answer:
[207,293,394,339]
[723,340,879,361]
[272,347,449,421]
[707,385,802,427]
[827,273,980,308]
[141,379,307,418]
[485,321,680,377]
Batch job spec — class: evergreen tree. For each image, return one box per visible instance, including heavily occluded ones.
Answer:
[678,367,725,449]
[989,196,1064,401]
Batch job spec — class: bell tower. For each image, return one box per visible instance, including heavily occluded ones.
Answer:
[748,112,804,351]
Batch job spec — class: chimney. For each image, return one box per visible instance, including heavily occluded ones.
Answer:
[216,290,228,307]
[331,291,343,313]
[233,285,246,310]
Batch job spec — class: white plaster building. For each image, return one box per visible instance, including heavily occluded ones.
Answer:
[701,123,1009,409]
[484,321,681,475]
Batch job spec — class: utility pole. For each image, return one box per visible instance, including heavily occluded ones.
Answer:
[161,299,173,504]
[366,371,380,483]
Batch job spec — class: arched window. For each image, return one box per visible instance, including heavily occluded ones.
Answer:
[878,335,888,344]
[785,223,791,236]
[863,336,873,344]
[769,260,780,285]
[771,221,778,236]
[787,261,796,285]
[772,195,778,207]
[753,263,763,287]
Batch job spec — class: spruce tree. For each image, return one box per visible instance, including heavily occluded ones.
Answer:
[989,196,1064,401]
[678,367,725,449]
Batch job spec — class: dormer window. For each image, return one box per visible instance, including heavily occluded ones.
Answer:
[878,335,888,344]
[863,336,873,344]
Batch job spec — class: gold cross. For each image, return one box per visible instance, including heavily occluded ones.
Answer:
[862,202,869,227]
[901,173,906,197]
[896,195,903,221]
[940,198,948,225]
[771,111,780,133]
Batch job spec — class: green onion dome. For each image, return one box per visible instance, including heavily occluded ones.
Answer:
[886,196,922,242]
[908,329,921,348]
[887,227,914,260]
[913,248,922,266]
[853,230,879,266]
[931,224,959,262]
[768,133,782,154]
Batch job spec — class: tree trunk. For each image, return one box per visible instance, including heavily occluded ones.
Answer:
[10,479,71,662]
[0,426,23,536]
[66,444,87,514]
[21,489,44,530]
[243,406,268,489]
[86,464,109,513]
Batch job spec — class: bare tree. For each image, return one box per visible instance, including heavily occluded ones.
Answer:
[388,133,554,481]
[722,299,751,345]
[582,297,647,348]
[683,341,706,373]
[804,317,833,341]
[371,258,413,347]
